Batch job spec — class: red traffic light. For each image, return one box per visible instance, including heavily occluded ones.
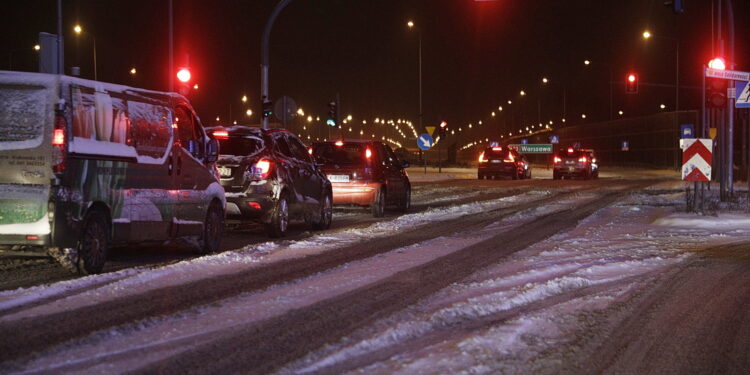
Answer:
[708,57,726,70]
[626,73,638,93]
[177,68,192,83]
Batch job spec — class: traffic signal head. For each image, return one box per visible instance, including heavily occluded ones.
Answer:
[439,121,447,138]
[327,101,338,127]
[706,77,728,109]
[626,73,638,93]
[262,100,273,118]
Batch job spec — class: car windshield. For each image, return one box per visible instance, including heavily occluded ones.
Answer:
[218,135,264,157]
[314,143,366,166]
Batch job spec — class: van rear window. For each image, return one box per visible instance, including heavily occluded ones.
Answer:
[0,85,47,149]
[314,143,366,166]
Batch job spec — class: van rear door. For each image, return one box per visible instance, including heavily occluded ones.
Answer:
[0,72,56,238]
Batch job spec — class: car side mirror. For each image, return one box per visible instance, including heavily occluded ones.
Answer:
[206,139,219,163]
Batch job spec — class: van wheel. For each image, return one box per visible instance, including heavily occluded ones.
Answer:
[200,201,224,254]
[266,193,289,237]
[397,185,411,212]
[371,187,386,217]
[311,193,332,230]
[77,210,109,275]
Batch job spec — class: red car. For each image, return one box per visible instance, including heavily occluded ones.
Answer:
[312,140,411,217]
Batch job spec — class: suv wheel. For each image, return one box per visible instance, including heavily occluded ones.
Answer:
[397,186,411,212]
[311,193,333,230]
[77,209,109,275]
[200,201,224,254]
[371,187,386,217]
[266,193,289,238]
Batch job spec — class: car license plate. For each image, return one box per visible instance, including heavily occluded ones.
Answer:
[218,166,232,177]
[328,174,350,182]
[565,160,574,165]
[491,160,502,163]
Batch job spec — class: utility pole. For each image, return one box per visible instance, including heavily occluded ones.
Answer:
[261,0,293,130]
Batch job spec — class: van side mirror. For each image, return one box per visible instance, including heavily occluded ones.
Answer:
[206,139,219,163]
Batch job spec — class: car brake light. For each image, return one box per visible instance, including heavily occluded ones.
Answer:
[478,151,488,163]
[26,235,39,241]
[247,201,262,210]
[252,158,272,179]
[504,153,515,163]
[365,148,372,159]
[492,147,502,151]
[213,130,229,140]
[579,156,588,163]
[335,140,344,146]
[308,147,313,155]
[52,114,66,173]
[567,147,574,153]
[554,156,562,163]
[592,158,597,163]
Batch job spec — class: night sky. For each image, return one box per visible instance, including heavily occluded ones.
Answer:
[2,0,748,146]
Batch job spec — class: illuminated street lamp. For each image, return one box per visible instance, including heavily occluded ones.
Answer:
[406,20,423,132]
[246,109,253,116]
[541,77,549,84]
[642,29,679,112]
[73,24,97,80]
[33,44,40,51]
[241,95,248,103]
[129,67,136,75]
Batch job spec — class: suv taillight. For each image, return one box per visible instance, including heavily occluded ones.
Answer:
[478,151,488,163]
[504,153,515,163]
[52,114,67,173]
[579,156,588,163]
[553,156,562,164]
[250,158,273,180]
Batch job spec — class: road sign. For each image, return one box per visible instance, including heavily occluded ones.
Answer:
[425,126,436,137]
[706,68,750,81]
[680,124,694,139]
[709,128,717,139]
[508,144,553,153]
[489,141,499,147]
[274,96,297,126]
[520,138,528,145]
[681,138,713,182]
[737,81,750,108]
[549,135,559,144]
[621,141,629,151]
[417,133,433,150]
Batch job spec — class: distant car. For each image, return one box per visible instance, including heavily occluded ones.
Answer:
[312,140,411,217]
[553,147,594,180]
[477,146,531,180]
[210,126,332,237]
[582,149,599,178]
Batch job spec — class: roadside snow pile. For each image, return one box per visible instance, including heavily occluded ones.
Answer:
[279,189,750,375]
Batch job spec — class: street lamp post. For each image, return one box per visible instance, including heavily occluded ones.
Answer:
[642,30,679,114]
[582,60,613,120]
[407,20,424,171]
[74,24,97,80]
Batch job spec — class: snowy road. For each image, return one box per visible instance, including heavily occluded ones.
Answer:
[2,170,750,374]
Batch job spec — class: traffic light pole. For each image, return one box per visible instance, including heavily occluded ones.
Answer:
[261,0,293,130]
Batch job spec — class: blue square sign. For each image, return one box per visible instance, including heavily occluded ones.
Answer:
[680,124,694,139]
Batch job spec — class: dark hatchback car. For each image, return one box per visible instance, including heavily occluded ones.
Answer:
[209,126,332,237]
[553,147,595,180]
[477,146,531,180]
[311,140,410,217]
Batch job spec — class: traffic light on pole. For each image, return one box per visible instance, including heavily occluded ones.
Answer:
[707,57,727,109]
[176,67,192,95]
[326,101,338,127]
[262,100,273,118]
[439,121,448,138]
[625,73,638,93]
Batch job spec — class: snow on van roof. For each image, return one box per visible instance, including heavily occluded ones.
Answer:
[0,70,188,103]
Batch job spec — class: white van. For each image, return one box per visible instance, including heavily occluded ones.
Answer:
[0,71,225,274]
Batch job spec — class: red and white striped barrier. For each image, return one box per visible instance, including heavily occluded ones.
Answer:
[680,138,712,181]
